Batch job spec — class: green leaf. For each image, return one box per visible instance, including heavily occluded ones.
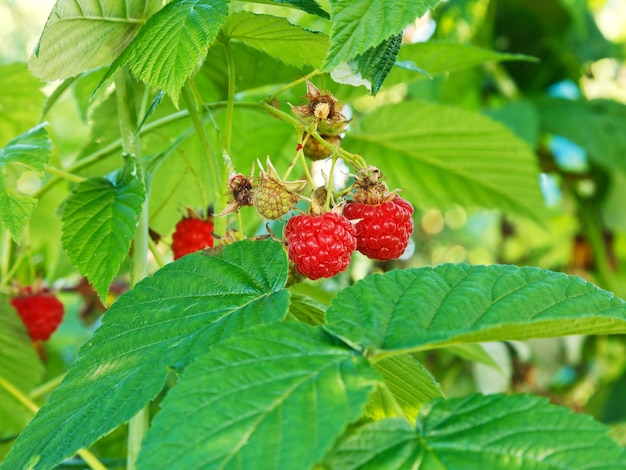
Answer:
[353,34,403,94]
[343,101,545,220]
[0,64,45,147]
[323,0,441,71]
[223,11,329,69]
[0,299,44,436]
[137,322,381,470]
[371,354,442,421]
[1,240,290,470]
[325,265,626,355]
[99,0,230,105]
[29,0,163,81]
[385,41,538,87]
[536,97,626,172]
[0,124,51,241]
[270,0,329,18]
[61,156,145,301]
[288,292,327,325]
[325,394,626,469]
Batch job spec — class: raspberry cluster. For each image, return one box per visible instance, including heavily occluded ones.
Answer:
[216,82,415,280]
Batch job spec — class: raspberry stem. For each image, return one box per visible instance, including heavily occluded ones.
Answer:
[267,69,321,102]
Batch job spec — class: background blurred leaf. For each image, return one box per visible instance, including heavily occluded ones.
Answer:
[344,101,545,220]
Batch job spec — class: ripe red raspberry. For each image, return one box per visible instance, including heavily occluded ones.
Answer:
[171,217,215,260]
[344,196,414,261]
[284,212,357,280]
[10,287,65,341]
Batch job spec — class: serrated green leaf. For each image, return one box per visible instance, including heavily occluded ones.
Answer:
[137,322,381,470]
[0,299,45,436]
[325,394,626,469]
[353,33,402,94]
[325,265,626,355]
[323,0,441,71]
[536,97,626,173]
[223,11,329,69]
[269,0,329,18]
[370,354,442,421]
[343,101,545,220]
[289,292,327,325]
[385,41,538,87]
[0,124,51,241]
[29,0,163,81]
[1,240,290,470]
[0,64,45,147]
[61,156,145,301]
[99,0,230,105]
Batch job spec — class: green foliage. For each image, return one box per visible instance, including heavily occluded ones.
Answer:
[344,102,545,220]
[0,124,51,241]
[30,0,163,81]
[325,265,626,354]
[101,0,230,105]
[138,322,381,469]
[223,12,329,68]
[1,240,290,469]
[324,394,626,469]
[2,0,626,469]
[536,97,626,173]
[60,156,146,301]
[323,0,441,70]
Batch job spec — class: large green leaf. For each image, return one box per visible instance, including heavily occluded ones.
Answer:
[0,240,290,470]
[0,124,51,241]
[536,97,626,173]
[61,156,145,301]
[344,101,545,220]
[223,12,329,69]
[100,0,230,105]
[137,322,381,470]
[324,393,626,469]
[0,299,44,436]
[0,64,45,147]
[30,0,162,81]
[323,0,441,71]
[325,265,626,355]
[385,41,538,87]
[370,354,442,421]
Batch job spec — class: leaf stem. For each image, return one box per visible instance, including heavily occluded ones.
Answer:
[181,84,224,236]
[223,38,236,155]
[115,67,150,470]
[29,373,65,400]
[44,165,86,183]
[267,69,321,102]
[0,374,107,470]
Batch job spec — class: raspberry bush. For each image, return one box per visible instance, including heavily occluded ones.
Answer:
[2,1,626,469]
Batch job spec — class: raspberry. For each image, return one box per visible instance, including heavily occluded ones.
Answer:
[303,134,341,161]
[344,196,414,261]
[252,178,299,220]
[284,212,357,280]
[11,287,65,341]
[252,158,304,220]
[171,217,215,260]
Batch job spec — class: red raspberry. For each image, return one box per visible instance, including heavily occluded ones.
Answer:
[171,217,215,260]
[284,212,357,280]
[11,287,65,341]
[344,196,414,261]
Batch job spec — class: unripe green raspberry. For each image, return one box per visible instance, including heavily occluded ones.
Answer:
[252,178,300,219]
